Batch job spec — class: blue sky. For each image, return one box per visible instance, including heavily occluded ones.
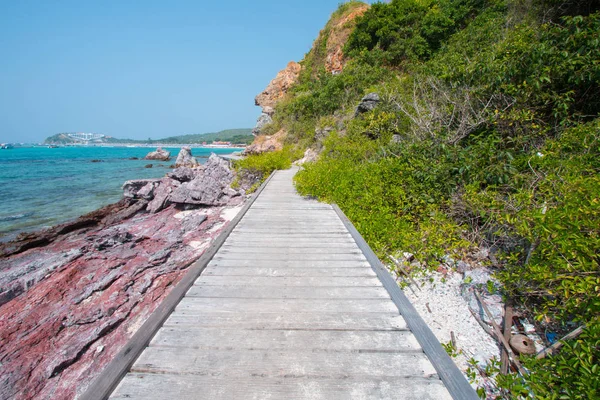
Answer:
[0,1,371,143]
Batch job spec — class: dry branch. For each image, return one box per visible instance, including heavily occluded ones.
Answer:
[501,302,514,374]
[536,325,585,359]
[475,291,526,375]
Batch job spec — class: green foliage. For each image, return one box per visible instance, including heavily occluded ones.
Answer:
[295,133,470,260]
[273,2,600,395]
[288,59,392,120]
[463,121,600,323]
[346,0,486,65]
[494,321,600,399]
[233,146,304,185]
[146,129,254,145]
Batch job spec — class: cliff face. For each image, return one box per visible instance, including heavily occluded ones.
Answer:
[323,4,369,74]
[250,61,302,140]
[249,2,369,146]
[254,61,302,111]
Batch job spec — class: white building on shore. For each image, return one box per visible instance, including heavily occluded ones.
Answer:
[67,133,105,143]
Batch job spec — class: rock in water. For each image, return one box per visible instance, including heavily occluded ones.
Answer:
[170,154,239,206]
[175,146,199,168]
[144,147,170,161]
[354,92,381,117]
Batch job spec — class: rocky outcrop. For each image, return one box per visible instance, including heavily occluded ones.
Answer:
[167,167,202,183]
[175,146,199,168]
[248,3,369,149]
[254,62,302,110]
[294,148,318,165]
[144,148,170,161]
[324,4,370,74]
[124,154,242,212]
[252,110,274,136]
[355,92,381,116]
[170,154,239,206]
[243,129,286,155]
[0,155,249,400]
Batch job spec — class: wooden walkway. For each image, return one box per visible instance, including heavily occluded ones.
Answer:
[92,168,476,399]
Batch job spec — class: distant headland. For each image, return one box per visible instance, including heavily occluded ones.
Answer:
[43,128,253,146]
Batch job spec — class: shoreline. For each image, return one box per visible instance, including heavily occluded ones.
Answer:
[2,144,247,149]
[0,154,255,399]
[0,147,245,242]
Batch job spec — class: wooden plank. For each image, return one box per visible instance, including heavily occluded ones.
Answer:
[237,221,344,226]
[229,231,352,236]
[213,253,367,261]
[201,266,376,277]
[332,204,479,400]
[235,216,341,221]
[149,327,422,352]
[130,347,440,379]
[164,311,409,331]
[227,232,353,239]
[175,297,398,313]
[79,172,277,400]
[194,276,383,287]
[207,259,370,268]
[218,246,360,254]
[111,374,451,400]
[221,239,358,246]
[232,229,349,234]
[185,285,389,299]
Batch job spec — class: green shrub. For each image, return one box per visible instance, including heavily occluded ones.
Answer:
[233,146,304,189]
[295,133,469,260]
[497,320,600,399]
[275,2,600,396]
[346,0,486,65]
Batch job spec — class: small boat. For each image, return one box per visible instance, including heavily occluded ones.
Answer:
[48,145,59,148]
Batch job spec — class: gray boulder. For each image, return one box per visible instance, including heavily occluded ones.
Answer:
[252,112,273,136]
[170,154,240,206]
[175,146,199,168]
[147,177,180,214]
[354,93,381,117]
[167,167,202,183]
[144,147,170,161]
[294,148,318,165]
[122,179,161,199]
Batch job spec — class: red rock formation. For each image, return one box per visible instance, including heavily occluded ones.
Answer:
[0,203,242,400]
[0,158,251,399]
[254,61,302,110]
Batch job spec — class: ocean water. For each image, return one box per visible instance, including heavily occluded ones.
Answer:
[0,146,240,241]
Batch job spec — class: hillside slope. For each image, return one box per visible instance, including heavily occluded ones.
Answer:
[243,1,600,397]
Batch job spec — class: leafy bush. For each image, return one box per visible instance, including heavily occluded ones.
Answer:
[462,121,600,323]
[269,2,600,395]
[497,320,600,399]
[346,0,486,65]
[295,132,470,260]
[233,146,304,191]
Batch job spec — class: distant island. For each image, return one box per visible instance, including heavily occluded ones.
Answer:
[43,128,254,146]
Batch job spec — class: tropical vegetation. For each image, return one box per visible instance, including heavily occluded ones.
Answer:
[245,0,599,397]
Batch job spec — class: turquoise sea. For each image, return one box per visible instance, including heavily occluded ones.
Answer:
[0,146,240,241]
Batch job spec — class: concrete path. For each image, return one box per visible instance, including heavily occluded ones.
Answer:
[109,168,458,399]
